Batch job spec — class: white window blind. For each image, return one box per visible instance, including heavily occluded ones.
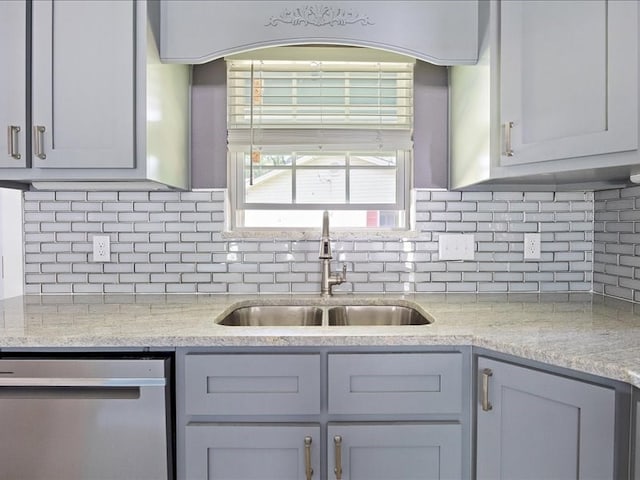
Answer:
[227,58,414,151]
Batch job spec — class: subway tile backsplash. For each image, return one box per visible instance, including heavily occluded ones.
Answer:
[593,186,640,303]
[23,189,594,295]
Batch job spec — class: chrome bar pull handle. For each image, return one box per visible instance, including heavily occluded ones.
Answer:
[7,126,20,159]
[481,368,493,411]
[333,435,343,480]
[503,121,514,157]
[34,125,46,159]
[304,436,313,480]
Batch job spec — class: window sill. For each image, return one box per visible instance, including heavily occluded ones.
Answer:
[221,228,419,241]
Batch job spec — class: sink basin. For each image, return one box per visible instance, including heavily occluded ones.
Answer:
[218,305,323,326]
[328,305,431,326]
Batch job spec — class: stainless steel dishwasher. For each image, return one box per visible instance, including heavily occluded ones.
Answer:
[0,356,172,480]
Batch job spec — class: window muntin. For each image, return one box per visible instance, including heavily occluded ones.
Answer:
[236,151,407,209]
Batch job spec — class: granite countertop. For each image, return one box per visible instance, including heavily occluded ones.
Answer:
[0,292,639,388]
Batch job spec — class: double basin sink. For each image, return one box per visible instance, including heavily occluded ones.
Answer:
[217,303,433,327]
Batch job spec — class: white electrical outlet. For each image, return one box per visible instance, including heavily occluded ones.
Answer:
[524,233,541,260]
[93,235,111,262]
[438,234,475,261]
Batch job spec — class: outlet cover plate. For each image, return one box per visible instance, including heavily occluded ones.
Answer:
[93,235,111,262]
[524,233,541,260]
[438,234,475,261]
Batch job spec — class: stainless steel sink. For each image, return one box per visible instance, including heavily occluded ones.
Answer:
[218,305,323,326]
[328,305,432,326]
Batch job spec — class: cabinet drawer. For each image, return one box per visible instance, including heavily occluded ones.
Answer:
[185,354,320,415]
[328,353,463,415]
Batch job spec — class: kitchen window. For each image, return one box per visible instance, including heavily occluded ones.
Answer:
[226,47,414,230]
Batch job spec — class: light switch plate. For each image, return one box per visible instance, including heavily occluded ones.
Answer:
[438,234,475,261]
[92,235,111,262]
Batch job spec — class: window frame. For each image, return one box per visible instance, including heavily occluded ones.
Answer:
[226,50,415,231]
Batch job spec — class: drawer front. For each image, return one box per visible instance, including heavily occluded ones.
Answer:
[328,353,463,415]
[185,354,321,415]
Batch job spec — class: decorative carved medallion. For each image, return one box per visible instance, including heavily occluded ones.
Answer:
[265,5,374,27]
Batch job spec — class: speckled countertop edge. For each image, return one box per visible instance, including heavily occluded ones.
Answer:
[0,293,638,388]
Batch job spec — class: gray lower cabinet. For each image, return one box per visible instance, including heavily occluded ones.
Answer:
[476,357,616,480]
[185,424,321,480]
[179,349,467,480]
[635,396,640,480]
[184,353,321,416]
[327,423,462,480]
[328,352,463,415]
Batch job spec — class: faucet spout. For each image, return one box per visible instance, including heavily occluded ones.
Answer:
[319,210,332,259]
[319,211,346,296]
[322,210,330,238]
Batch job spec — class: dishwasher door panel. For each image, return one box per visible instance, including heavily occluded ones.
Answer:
[0,358,170,480]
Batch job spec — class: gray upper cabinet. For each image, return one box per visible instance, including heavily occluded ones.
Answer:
[160,1,479,66]
[0,1,27,168]
[500,0,637,166]
[32,1,134,169]
[476,357,616,480]
[0,0,190,189]
[450,0,640,190]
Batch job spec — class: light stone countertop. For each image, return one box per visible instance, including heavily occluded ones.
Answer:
[0,292,639,388]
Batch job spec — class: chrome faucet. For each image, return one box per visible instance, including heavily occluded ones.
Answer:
[319,211,347,296]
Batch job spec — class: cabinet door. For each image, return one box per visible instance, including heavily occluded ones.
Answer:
[327,423,462,480]
[476,357,616,480]
[185,424,320,480]
[635,398,640,480]
[0,1,26,168]
[500,0,637,165]
[31,0,135,169]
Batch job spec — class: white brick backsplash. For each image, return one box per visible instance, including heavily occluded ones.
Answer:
[135,283,166,293]
[22,189,596,295]
[42,284,72,294]
[104,284,134,293]
[87,192,117,201]
[461,191,492,201]
[524,192,554,201]
[149,192,180,201]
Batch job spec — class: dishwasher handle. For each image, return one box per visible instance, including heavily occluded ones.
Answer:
[0,377,166,388]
